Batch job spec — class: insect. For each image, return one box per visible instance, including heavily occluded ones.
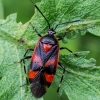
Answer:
[18,38,25,43]
[21,0,79,98]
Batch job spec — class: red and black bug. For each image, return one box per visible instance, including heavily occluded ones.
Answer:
[21,0,79,98]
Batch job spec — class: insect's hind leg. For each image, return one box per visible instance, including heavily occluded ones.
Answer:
[20,48,33,75]
[57,62,65,93]
[20,48,34,84]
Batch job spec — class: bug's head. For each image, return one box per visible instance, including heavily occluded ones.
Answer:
[48,29,56,35]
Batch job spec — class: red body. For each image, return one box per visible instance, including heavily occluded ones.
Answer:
[28,34,59,98]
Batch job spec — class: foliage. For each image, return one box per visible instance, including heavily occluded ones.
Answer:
[0,0,100,100]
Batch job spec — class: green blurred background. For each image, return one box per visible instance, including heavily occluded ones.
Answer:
[0,0,100,100]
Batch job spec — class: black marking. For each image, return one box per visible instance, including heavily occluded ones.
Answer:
[44,65,56,74]
[41,34,57,45]
[29,71,47,98]
[30,61,42,71]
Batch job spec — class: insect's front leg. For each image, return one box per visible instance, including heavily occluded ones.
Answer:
[30,22,42,37]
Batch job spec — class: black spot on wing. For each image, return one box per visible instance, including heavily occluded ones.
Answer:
[44,65,56,74]
[30,61,41,71]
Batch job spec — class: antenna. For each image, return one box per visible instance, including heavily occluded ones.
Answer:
[30,0,51,29]
[54,20,80,30]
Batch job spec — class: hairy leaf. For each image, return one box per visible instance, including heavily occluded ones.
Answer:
[0,0,100,100]
[53,51,100,100]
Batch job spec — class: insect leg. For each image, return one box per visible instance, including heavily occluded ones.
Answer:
[30,22,42,37]
[20,48,33,71]
[60,47,78,57]
[57,62,65,93]
[23,48,34,57]
[58,26,70,41]
[20,48,34,83]
[56,20,80,41]
[58,32,67,41]
[20,56,31,62]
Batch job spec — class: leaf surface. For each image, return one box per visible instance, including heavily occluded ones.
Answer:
[0,0,100,100]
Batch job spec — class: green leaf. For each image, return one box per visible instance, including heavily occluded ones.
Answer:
[54,0,100,37]
[53,51,100,100]
[0,14,43,100]
[0,0,100,100]
[27,0,100,43]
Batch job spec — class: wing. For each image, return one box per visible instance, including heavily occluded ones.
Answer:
[29,72,47,98]
[36,41,59,65]
[43,45,59,87]
[29,38,59,88]
[30,39,59,71]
